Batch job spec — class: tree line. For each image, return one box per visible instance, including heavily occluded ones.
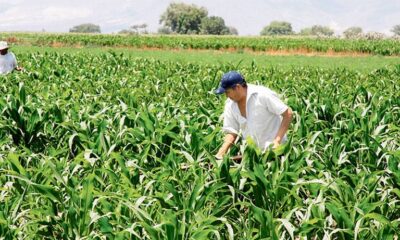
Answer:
[69,3,400,38]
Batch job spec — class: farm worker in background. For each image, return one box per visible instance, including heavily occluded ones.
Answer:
[0,41,22,74]
[214,70,293,160]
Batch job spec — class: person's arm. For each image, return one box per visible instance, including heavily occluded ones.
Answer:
[273,107,293,148]
[215,133,237,159]
[216,100,239,159]
[11,53,22,71]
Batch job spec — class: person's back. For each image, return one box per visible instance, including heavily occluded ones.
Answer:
[0,41,18,75]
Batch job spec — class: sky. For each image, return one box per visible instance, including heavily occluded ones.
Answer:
[0,0,399,36]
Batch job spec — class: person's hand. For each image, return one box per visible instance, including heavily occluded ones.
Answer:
[215,153,224,160]
[273,139,281,149]
[15,66,24,71]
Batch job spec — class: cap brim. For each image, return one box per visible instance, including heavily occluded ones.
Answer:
[214,87,226,94]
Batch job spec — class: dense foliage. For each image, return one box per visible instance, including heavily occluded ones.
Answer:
[343,27,363,39]
[159,3,208,34]
[260,21,294,36]
[0,51,399,239]
[69,24,101,34]
[300,25,335,37]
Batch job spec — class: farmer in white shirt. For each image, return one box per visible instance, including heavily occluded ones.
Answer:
[215,71,293,160]
[0,41,22,74]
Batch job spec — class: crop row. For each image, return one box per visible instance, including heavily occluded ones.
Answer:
[2,32,400,56]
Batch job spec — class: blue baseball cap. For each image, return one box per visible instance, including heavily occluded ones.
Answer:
[215,71,245,94]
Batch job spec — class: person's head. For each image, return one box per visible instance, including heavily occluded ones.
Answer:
[0,41,9,55]
[215,71,247,102]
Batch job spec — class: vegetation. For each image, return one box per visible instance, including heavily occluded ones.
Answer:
[391,25,400,36]
[157,26,173,35]
[227,26,239,36]
[11,45,400,73]
[119,24,148,35]
[159,3,234,35]
[159,3,208,34]
[0,49,399,238]
[300,25,335,37]
[69,23,101,34]
[2,32,400,56]
[260,21,294,36]
[200,16,231,35]
[343,27,363,39]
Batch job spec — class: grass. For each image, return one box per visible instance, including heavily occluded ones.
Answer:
[12,45,400,73]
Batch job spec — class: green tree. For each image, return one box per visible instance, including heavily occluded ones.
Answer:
[391,24,400,36]
[119,23,148,35]
[311,25,334,36]
[299,27,312,35]
[343,26,362,39]
[260,21,294,36]
[300,25,334,36]
[69,23,101,33]
[157,26,173,35]
[159,3,208,34]
[131,23,148,34]
[200,16,230,35]
[364,31,385,40]
[228,26,239,35]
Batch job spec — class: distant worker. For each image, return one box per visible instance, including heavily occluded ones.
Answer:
[214,71,293,160]
[0,41,22,74]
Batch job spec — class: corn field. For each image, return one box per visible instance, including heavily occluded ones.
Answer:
[3,33,400,56]
[0,52,399,239]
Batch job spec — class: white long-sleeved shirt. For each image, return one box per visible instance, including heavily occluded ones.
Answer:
[0,52,17,74]
[222,84,288,150]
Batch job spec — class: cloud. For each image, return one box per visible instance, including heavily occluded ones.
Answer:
[42,7,91,20]
[0,5,92,31]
